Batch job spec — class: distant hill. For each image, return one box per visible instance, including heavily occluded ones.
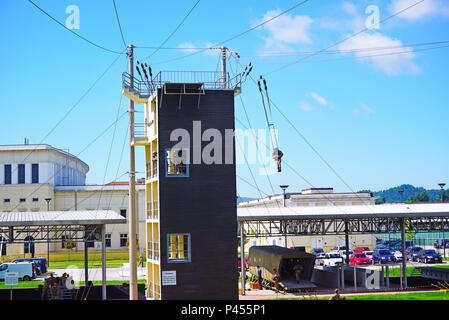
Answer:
[360,184,443,203]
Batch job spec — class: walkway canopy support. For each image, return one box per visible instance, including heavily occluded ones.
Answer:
[0,210,126,300]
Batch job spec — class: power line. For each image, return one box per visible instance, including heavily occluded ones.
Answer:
[242,40,449,58]
[151,0,310,65]
[9,51,125,181]
[112,0,127,48]
[264,0,426,76]
[143,0,201,60]
[27,0,124,54]
[252,44,449,65]
[9,111,128,213]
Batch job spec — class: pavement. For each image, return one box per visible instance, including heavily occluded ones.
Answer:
[45,263,147,282]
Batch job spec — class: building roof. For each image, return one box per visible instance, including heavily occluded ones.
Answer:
[0,210,126,227]
[0,144,89,171]
[238,191,374,207]
[237,203,449,221]
[54,184,145,192]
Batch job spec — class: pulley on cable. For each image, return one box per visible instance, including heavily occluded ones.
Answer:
[257,75,283,172]
[136,60,154,92]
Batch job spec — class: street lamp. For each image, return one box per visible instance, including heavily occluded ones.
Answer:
[280,185,289,207]
[398,189,404,203]
[44,198,52,265]
[438,183,446,258]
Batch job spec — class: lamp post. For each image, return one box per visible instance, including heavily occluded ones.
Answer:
[280,185,289,207]
[398,189,404,203]
[439,183,446,258]
[45,198,52,265]
[279,185,289,248]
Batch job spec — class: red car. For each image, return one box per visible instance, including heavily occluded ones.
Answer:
[349,253,372,265]
[354,246,372,254]
[237,257,249,271]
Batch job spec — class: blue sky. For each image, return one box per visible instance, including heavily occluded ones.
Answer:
[1,0,448,198]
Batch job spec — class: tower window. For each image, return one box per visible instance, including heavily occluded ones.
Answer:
[165,148,189,177]
[167,233,191,263]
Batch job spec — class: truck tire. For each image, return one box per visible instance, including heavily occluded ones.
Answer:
[23,275,31,281]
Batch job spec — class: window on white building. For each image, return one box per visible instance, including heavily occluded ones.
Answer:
[18,164,25,184]
[32,164,39,184]
[4,165,11,184]
[120,233,128,247]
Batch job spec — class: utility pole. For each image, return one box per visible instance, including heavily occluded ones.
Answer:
[221,46,227,88]
[45,198,51,265]
[127,44,138,300]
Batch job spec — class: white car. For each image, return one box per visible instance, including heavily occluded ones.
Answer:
[0,262,35,281]
[392,250,403,261]
[322,253,344,267]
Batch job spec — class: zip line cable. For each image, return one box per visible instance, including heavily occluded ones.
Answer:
[240,40,449,58]
[10,111,128,214]
[235,117,350,216]
[143,0,201,60]
[112,0,127,48]
[150,0,310,65]
[264,0,426,76]
[253,43,449,65]
[27,0,124,54]
[8,51,125,182]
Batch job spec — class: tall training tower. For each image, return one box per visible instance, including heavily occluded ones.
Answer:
[122,50,242,299]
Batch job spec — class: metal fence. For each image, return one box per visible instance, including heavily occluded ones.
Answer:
[122,70,241,97]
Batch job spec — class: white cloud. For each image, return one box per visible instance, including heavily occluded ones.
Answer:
[298,103,314,111]
[177,42,217,56]
[388,0,449,21]
[258,10,313,48]
[342,1,358,16]
[310,92,327,106]
[338,32,419,75]
[358,101,374,114]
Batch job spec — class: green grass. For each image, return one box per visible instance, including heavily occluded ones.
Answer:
[272,291,449,300]
[48,259,131,268]
[382,264,449,277]
[0,279,146,290]
[345,291,449,300]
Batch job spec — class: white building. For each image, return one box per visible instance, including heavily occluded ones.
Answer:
[238,188,377,252]
[0,144,145,260]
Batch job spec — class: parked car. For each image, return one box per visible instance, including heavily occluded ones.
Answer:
[341,250,354,262]
[434,239,449,249]
[237,256,249,271]
[372,249,397,264]
[354,246,373,256]
[13,257,48,274]
[0,262,36,281]
[392,250,403,262]
[329,246,350,255]
[417,249,443,263]
[311,248,325,256]
[406,246,423,261]
[349,253,372,265]
[320,253,344,267]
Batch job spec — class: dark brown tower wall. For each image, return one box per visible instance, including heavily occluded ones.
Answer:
[157,88,238,300]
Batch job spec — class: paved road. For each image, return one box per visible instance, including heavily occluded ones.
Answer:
[45,263,147,282]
